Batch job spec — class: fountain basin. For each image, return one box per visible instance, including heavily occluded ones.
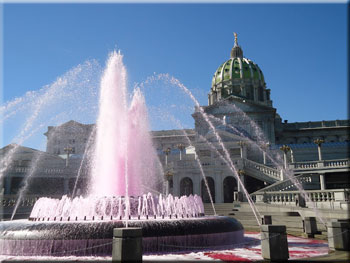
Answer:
[0,216,243,256]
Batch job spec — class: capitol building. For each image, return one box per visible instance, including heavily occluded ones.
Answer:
[1,35,349,218]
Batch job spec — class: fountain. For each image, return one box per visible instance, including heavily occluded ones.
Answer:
[0,51,244,257]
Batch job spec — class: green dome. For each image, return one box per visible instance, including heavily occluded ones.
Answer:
[208,33,271,106]
[211,57,264,86]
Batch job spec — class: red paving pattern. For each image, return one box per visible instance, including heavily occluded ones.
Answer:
[201,232,329,262]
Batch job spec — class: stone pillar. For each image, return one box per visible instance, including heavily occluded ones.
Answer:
[193,175,201,196]
[290,149,295,163]
[317,145,322,161]
[4,177,12,194]
[172,174,180,197]
[303,217,318,238]
[280,169,286,181]
[327,221,350,251]
[112,227,143,262]
[262,151,267,165]
[314,139,324,161]
[319,173,326,190]
[283,152,288,169]
[261,143,269,165]
[260,225,289,261]
[63,178,69,195]
[237,171,245,202]
[215,175,223,203]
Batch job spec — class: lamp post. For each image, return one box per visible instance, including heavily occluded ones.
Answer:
[163,147,171,166]
[261,142,270,165]
[280,145,291,170]
[238,141,246,159]
[163,148,171,196]
[177,144,185,160]
[64,147,73,167]
[314,138,324,161]
[165,171,173,196]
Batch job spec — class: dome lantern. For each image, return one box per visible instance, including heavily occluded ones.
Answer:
[231,32,243,59]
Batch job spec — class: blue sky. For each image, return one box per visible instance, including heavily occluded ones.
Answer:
[1,3,348,148]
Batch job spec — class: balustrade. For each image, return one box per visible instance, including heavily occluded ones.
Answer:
[292,159,349,170]
[253,189,349,209]
[242,159,280,180]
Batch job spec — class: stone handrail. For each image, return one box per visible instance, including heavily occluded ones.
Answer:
[291,159,349,170]
[253,189,350,206]
[324,159,349,167]
[253,173,313,193]
[242,158,281,180]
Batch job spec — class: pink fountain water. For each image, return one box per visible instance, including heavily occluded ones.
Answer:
[91,51,158,196]
[0,51,245,258]
[29,51,205,220]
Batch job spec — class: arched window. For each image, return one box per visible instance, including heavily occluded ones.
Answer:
[201,177,215,203]
[180,177,193,196]
[223,176,237,203]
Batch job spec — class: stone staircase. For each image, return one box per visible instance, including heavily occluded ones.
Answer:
[203,202,329,238]
[242,158,281,184]
[253,173,316,193]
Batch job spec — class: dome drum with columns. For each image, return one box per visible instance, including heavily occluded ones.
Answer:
[209,33,272,107]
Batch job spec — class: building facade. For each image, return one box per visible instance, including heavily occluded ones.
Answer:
[1,34,349,208]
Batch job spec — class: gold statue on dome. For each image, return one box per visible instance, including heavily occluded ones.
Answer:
[233,32,238,46]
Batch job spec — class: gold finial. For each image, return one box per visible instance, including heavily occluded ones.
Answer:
[233,32,238,46]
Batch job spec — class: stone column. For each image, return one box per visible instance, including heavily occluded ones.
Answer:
[63,178,69,195]
[263,151,267,165]
[314,139,324,161]
[215,174,223,203]
[193,174,201,196]
[164,172,172,196]
[173,174,180,196]
[319,173,326,190]
[64,147,73,167]
[261,143,270,165]
[237,170,245,202]
[290,149,295,163]
[4,176,12,195]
